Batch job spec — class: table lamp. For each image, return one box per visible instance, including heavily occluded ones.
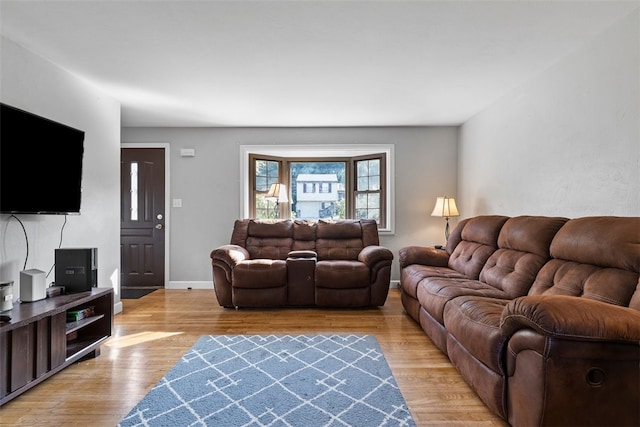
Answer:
[266,183,289,218]
[431,196,459,242]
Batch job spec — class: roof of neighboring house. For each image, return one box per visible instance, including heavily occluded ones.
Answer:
[296,174,339,182]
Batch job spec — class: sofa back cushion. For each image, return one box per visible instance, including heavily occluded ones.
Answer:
[243,219,294,260]
[230,219,380,261]
[230,219,251,246]
[360,219,380,247]
[316,220,376,260]
[478,216,568,297]
[292,220,317,251]
[529,216,640,309]
[448,215,509,279]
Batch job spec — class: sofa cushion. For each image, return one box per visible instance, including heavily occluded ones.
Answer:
[360,219,381,247]
[245,236,294,260]
[417,277,510,324]
[230,219,250,246]
[529,217,640,309]
[292,220,317,251]
[315,220,365,260]
[317,219,363,238]
[448,216,509,279]
[444,295,511,418]
[235,219,295,260]
[497,216,568,258]
[248,219,293,238]
[315,260,370,289]
[400,265,466,299]
[316,238,364,260]
[530,260,638,307]
[550,216,639,272]
[478,216,568,298]
[232,259,287,289]
[444,296,510,374]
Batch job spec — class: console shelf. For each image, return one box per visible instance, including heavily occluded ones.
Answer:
[0,287,113,406]
[66,314,105,335]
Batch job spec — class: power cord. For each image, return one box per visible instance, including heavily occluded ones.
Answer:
[46,215,68,280]
[9,215,28,270]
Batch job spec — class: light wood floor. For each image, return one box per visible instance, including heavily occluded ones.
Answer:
[1,288,507,426]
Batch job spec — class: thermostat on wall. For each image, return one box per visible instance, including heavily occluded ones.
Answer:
[180,148,196,157]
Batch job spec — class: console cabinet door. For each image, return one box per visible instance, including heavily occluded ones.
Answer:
[0,330,9,398]
[10,323,35,392]
[51,313,66,369]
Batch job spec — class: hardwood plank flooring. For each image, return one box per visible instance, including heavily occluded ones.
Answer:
[1,289,508,426]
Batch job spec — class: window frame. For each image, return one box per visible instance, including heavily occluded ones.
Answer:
[351,153,386,223]
[249,154,287,219]
[241,144,394,233]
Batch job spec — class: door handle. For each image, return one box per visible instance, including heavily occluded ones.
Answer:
[155,224,163,230]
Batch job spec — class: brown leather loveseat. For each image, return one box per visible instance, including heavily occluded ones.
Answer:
[211,219,393,308]
[399,215,640,426]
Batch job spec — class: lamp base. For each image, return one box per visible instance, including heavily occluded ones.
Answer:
[273,201,280,219]
[444,217,451,241]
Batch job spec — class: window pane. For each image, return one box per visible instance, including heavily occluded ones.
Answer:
[368,193,380,208]
[255,159,279,191]
[369,159,380,176]
[130,162,138,221]
[291,161,345,220]
[255,193,277,219]
[357,161,368,177]
[267,176,279,188]
[253,158,281,217]
[356,193,367,209]
[256,176,267,191]
[369,175,380,191]
[357,177,368,191]
[266,161,279,176]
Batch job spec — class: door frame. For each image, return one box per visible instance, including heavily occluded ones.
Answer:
[121,142,170,288]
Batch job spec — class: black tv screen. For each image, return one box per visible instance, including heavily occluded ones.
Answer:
[0,103,85,214]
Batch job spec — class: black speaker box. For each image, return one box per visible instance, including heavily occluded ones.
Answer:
[55,248,98,294]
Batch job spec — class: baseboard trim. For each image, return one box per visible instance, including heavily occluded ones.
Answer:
[167,281,214,290]
[167,281,398,290]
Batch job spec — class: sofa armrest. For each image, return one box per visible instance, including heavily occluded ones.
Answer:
[398,245,449,269]
[358,245,394,267]
[210,245,250,269]
[500,295,640,344]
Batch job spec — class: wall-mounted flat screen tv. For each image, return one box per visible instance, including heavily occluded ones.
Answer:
[0,103,85,215]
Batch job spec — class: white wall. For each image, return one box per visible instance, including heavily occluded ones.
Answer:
[121,126,459,285]
[0,37,122,311]
[459,10,639,217]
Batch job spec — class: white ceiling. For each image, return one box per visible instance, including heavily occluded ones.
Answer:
[1,1,638,127]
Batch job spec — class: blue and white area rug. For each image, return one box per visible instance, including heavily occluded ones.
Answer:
[119,334,416,426]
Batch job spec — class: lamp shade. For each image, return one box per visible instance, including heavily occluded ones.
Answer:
[431,196,459,218]
[266,183,289,203]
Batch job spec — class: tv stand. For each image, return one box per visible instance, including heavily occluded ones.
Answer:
[0,288,113,406]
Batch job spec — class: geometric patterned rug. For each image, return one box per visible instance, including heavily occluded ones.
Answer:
[118,334,416,426]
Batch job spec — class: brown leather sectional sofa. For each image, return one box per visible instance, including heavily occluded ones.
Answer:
[210,218,393,308]
[399,215,640,426]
